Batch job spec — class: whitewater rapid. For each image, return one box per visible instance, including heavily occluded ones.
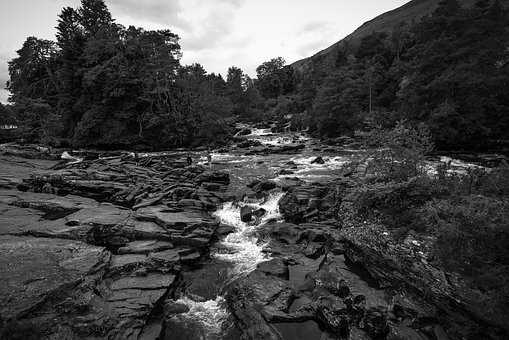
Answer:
[172,191,285,338]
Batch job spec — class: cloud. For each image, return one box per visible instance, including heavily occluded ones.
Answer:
[108,0,191,30]
[178,0,248,53]
[298,21,332,35]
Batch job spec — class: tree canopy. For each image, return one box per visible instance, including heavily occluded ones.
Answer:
[6,0,261,149]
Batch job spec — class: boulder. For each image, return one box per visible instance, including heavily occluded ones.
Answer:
[252,180,277,192]
[311,156,325,164]
[240,206,254,222]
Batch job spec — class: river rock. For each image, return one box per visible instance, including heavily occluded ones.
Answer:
[250,179,277,192]
[236,128,252,136]
[118,240,174,254]
[237,139,262,148]
[240,205,255,222]
[311,156,325,164]
[195,171,229,185]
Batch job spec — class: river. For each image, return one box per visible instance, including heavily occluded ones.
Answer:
[161,127,359,339]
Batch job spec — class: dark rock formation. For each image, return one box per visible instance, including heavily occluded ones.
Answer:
[0,150,230,339]
[311,156,325,164]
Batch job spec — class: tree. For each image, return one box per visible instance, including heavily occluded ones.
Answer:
[256,57,295,98]
[311,68,364,137]
[7,37,58,102]
[78,0,113,36]
[226,66,244,111]
[56,6,85,138]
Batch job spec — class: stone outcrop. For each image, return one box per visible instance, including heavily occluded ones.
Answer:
[0,151,230,339]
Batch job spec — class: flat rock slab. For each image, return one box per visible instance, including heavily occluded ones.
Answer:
[0,190,100,235]
[0,155,57,189]
[118,240,174,254]
[0,235,110,321]
[110,273,175,291]
[135,205,215,229]
[118,219,171,241]
[0,190,131,242]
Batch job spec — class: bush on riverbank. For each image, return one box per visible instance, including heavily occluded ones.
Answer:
[336,123,509,313]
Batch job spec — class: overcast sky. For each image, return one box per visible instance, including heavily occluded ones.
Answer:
[0,0,409,103]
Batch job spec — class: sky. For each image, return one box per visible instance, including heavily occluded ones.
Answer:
[0,0,409,104]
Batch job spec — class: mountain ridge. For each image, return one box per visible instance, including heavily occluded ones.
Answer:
[291,0,479,72]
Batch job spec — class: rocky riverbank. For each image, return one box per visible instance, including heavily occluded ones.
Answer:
[225,176,508,340]
[1,126,507,340]
[0,148,233,339]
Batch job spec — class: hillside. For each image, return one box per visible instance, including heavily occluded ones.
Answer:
[292,0,478,73]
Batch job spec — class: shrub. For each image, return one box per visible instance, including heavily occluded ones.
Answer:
[360,121,434,182]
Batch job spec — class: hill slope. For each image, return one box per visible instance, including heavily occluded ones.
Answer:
[292,0,477,73]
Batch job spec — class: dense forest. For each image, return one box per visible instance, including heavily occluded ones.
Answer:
[281,0,509,151]
[3,0,509,152]
[4,0,266,149]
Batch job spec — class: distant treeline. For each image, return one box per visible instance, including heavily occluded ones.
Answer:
[2,0,508,151]
[274,0,509,151]
[2,0,276,149]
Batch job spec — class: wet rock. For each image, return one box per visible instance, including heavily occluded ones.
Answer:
[311,156,325,164]
[226,270,289,340]
[109,254,149,274]
[135,205,218,248]
[118,240,174,254]
[195,171,229,185]
[200,182,222,191]
[0,149,230,339]
[216,224,235,236]
[251,180,277,192]
[245,144,305,156]
[163,301,190,317]
[117,219,171,242]
[237,139,262,148]
[236,128,252,136]
[278,169,295,175]
[240,205,255,222]
[279,184,330,223]
[247,179,261,188]
[257,258,289,279]
[259,222,303,245]
[253,207,267,219]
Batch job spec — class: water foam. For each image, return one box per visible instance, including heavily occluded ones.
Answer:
[173,296,229,337]
[213,191,285,275]
[175,191,285,336]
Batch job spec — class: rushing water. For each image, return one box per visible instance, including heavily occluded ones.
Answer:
[163,126,486,339]
[169,128,330,339]
[213,191,286,275]
[172,191,286,339]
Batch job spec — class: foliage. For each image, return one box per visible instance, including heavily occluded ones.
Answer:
[256,57,296,99]
[338,122,509,309]
[291,0,509,151]
[361,121,434,181]
[7,0,260,150]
